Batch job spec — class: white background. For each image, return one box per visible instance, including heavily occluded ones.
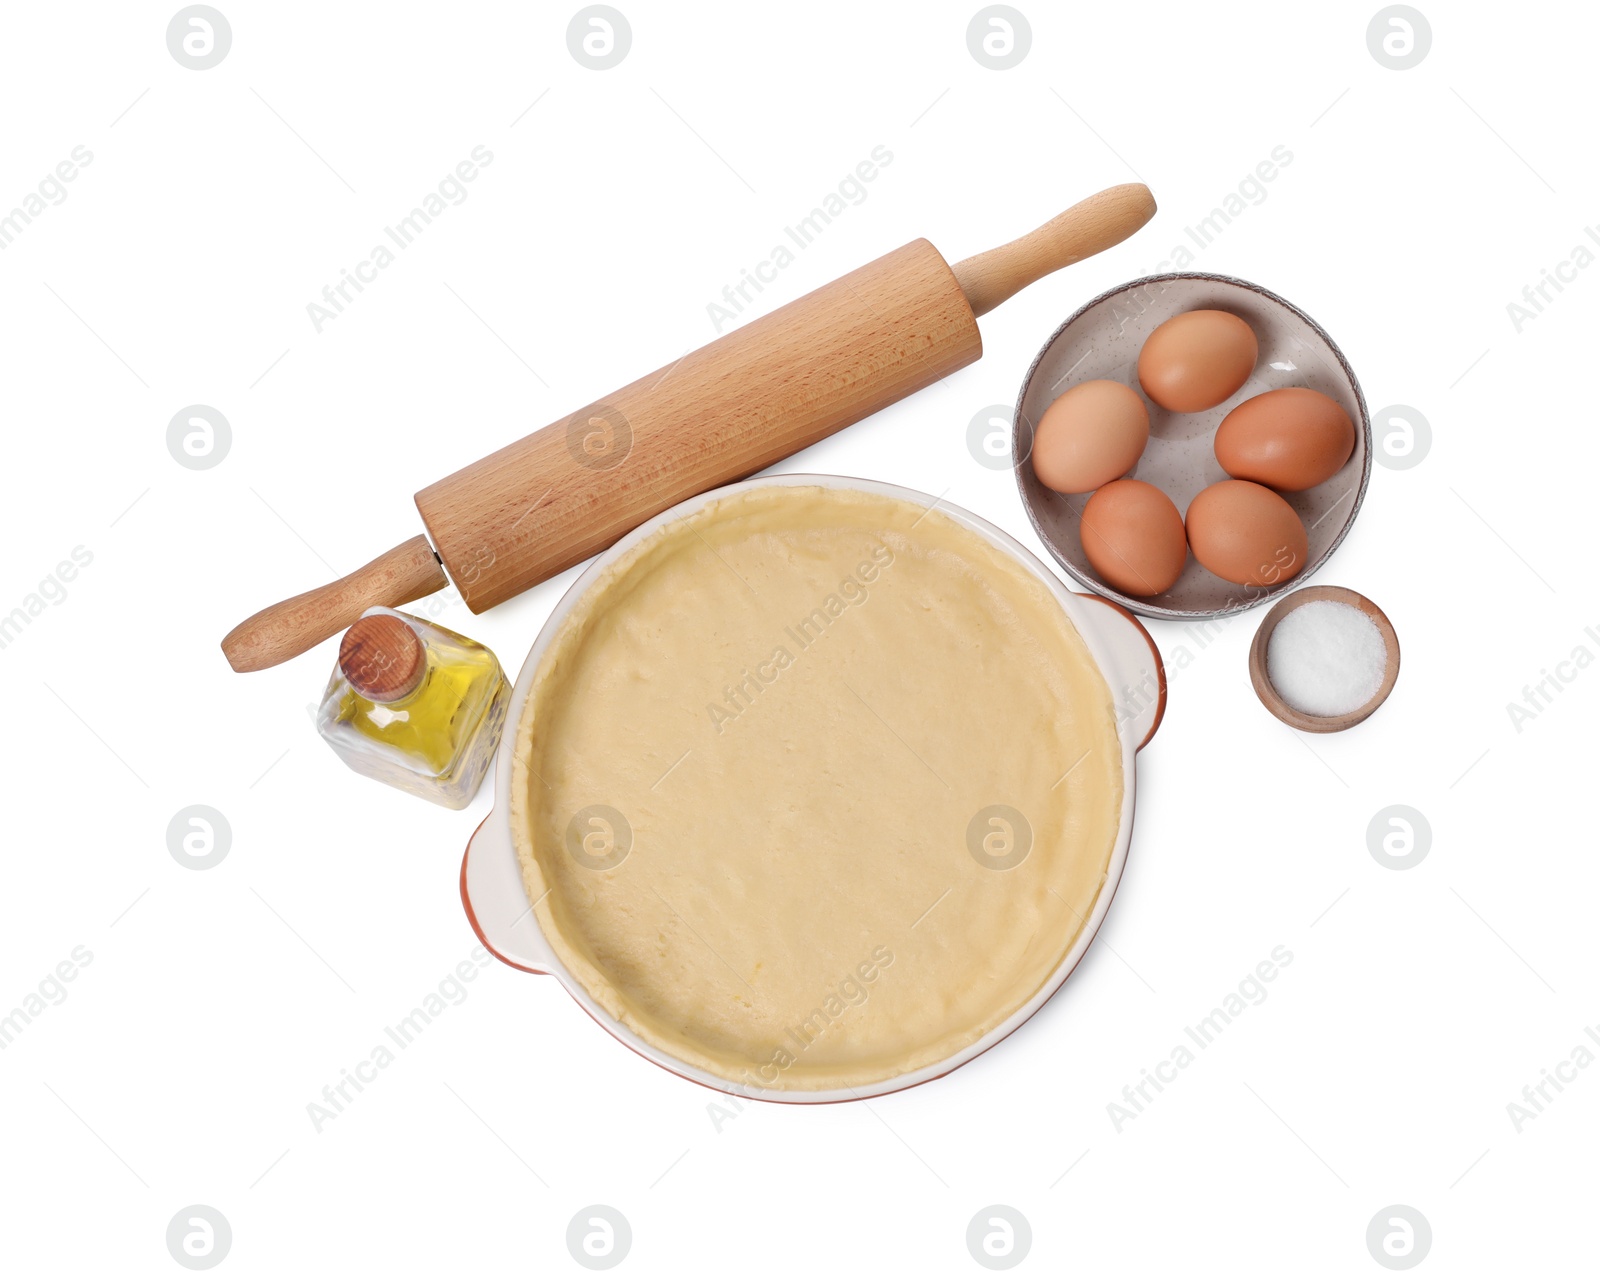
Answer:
[2,1,1595,1271]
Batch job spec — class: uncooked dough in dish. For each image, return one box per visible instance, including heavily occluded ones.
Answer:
[511,485,1123,1091]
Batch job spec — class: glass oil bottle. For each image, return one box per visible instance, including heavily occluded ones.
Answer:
[316,607,509,809]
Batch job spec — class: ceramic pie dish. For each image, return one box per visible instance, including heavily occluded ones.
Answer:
[1013,272,1373,620]
[461,474,1164,1102]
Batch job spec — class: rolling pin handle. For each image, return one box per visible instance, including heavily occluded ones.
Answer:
[952,183,1157,318]
[221,535,448,673]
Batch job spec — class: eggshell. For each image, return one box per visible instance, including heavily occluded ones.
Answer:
[1137,310,1259,412]
[1030,380,1150,494]
[1079,479,1188,597]
[1185,480,1308,588]
[1214,387,1355,491]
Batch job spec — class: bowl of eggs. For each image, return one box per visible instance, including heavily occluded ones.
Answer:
[1012,273,1372,620]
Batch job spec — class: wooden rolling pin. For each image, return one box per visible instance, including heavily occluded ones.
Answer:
[223,183,1156,672]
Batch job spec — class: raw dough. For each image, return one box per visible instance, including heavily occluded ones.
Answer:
[511,485,1123,1091]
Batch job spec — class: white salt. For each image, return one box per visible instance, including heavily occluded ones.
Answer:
[1266,600,1387,717]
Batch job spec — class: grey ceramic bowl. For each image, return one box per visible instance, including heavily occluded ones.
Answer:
[1012,273,1372,621]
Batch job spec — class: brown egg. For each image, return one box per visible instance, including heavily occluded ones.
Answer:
[1079,479,1188,597]
[1137,310,1258,412]
[1214,388,1355,491]
[1030,380,1150,494]
[1185,480,1308,588]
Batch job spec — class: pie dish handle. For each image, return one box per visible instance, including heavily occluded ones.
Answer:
[461,812,557,974]
[1073,594,1167,751]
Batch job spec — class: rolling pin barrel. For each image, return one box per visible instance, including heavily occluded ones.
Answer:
[222,183,1156,670]
[416,238,981,612]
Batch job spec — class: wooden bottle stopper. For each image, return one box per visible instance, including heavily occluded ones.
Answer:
[339,615,425,703]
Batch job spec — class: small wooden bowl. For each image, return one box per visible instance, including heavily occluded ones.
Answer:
[1248,586,1399,733]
